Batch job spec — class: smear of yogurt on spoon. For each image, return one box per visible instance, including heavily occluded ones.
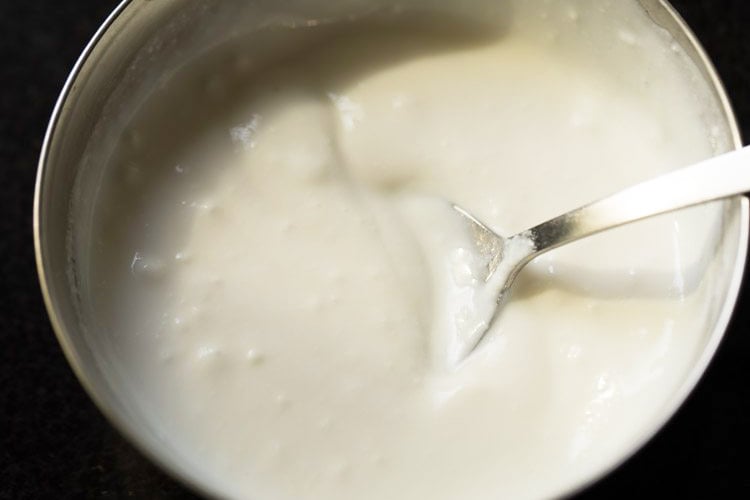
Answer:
[396,196,534,368]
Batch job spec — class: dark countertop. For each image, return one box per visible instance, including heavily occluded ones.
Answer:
[1,1,749,498]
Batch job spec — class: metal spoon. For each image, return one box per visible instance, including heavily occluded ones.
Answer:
[453,145,750,360]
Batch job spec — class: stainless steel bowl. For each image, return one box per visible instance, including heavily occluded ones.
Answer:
[34,0,748,498]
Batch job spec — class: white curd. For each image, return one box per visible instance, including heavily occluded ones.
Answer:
[86,1,733,499]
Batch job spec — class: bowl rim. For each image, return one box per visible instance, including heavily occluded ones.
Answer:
[33,1,227,498]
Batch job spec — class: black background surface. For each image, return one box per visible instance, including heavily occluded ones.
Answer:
[1,1,749,499]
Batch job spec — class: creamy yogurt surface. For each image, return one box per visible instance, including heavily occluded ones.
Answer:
[85,1,732,499]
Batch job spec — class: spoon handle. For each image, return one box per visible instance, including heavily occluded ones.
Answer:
[524,145,750,253]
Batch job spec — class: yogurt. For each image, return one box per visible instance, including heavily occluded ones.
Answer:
[86,1,731,499]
